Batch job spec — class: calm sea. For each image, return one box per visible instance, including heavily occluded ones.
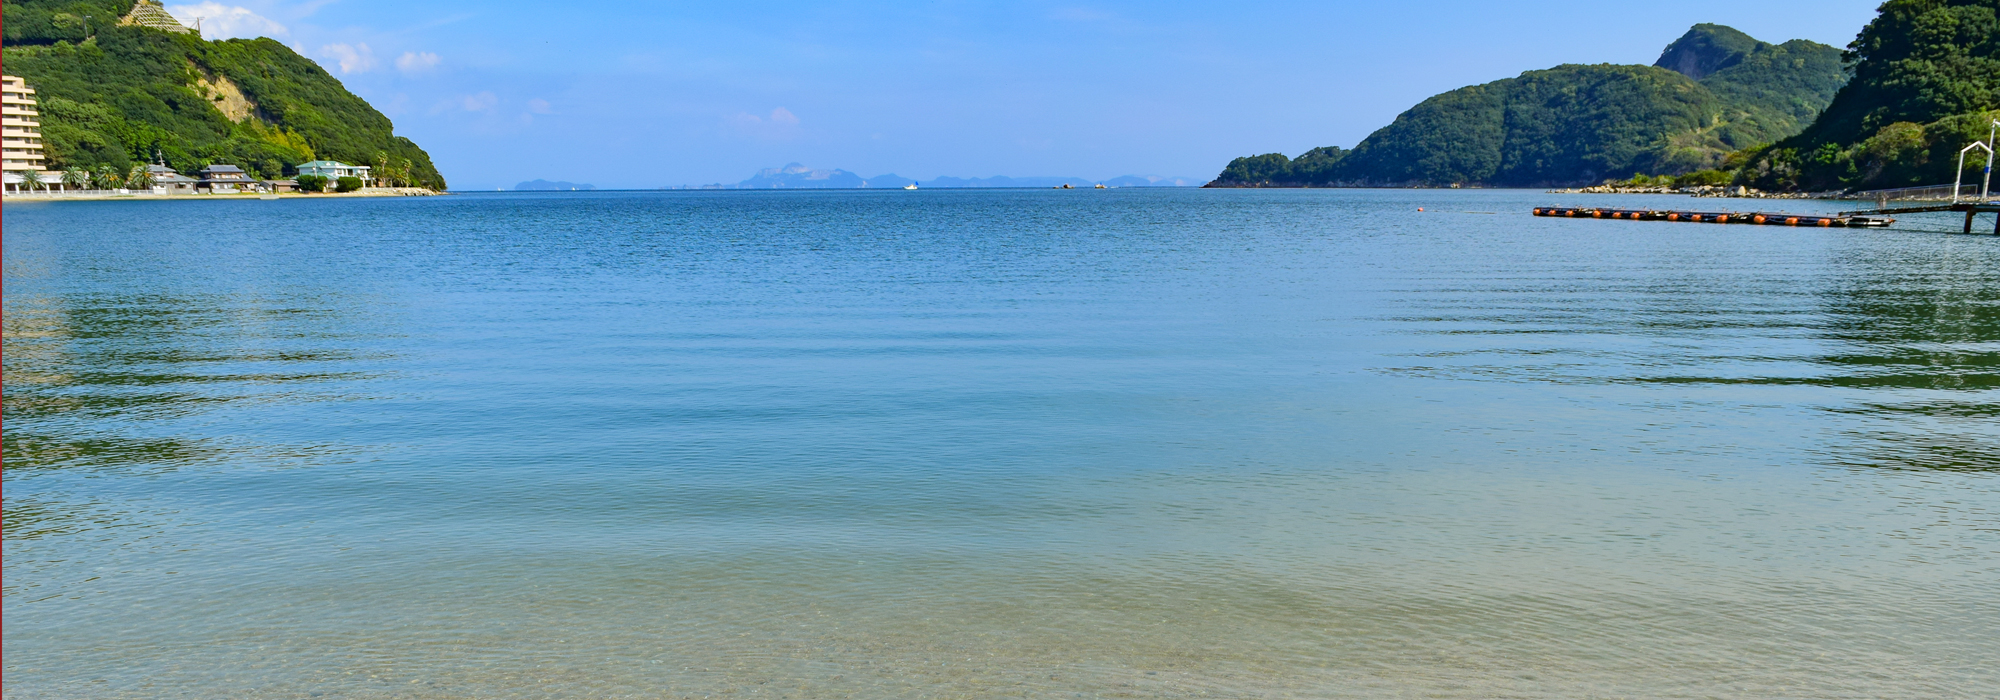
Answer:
[4,189,1997,698]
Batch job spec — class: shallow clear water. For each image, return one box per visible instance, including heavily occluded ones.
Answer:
[5,189,1997,698]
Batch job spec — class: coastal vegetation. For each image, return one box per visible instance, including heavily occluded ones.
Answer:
[1214,3,2000,194]
[1,0,446,189]
[1210,25,1844,188]
[1740,0,2000,191]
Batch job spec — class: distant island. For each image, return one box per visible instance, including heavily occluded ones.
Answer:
[516,180,596,191]
[668,163,1200,189]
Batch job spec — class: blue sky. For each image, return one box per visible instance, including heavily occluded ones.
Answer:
[168,1,1885,189]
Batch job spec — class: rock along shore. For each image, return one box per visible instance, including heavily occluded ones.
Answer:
[1544,184,1843,199]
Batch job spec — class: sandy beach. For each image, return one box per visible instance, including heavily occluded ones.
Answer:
[1,187,444,203]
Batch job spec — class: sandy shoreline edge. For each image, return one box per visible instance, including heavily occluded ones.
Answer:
[2,188,445,203]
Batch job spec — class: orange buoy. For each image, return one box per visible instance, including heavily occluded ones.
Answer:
[1716,215,1729,223]
[1786,217,1799,226]
[1667,213,1679,221]
[1754,215,1767,224]
[1819,218,1833,227]
[1418,208,1425,212]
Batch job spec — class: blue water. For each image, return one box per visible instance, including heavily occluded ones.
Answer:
[5,189,1998,698]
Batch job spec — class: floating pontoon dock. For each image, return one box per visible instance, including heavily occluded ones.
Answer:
[1533,207,1896,228]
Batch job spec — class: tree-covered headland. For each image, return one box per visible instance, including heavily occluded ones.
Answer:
[1210,25,1843,188]
[1212,4,2000,193]
[2,0,446,189]
[1742,0,2000,192]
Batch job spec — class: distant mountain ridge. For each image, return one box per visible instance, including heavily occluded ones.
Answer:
[1208,24,1845,188]
[676,163,1200,189]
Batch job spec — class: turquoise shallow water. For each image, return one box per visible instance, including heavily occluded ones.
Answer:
[4,189,1998,698]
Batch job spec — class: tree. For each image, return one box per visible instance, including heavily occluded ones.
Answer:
[373,151,389,187]
[294,174,328,192]
[1746,0,2000,190]
[62,167,88,191]
[90,167,120,189]
[2,25,448,189]
[335,176,363,192]
[127,164,155,189]
[20,169,46,193]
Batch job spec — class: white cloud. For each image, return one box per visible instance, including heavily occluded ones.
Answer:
[321,43,377,74]
[395,51,441,74]
[526,98,553,114]
[166,3,288,39]
[768,107,799,125]
[462,92,499,111]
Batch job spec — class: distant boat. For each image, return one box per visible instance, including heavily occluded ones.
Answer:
[904,182,918,190]
[1095,184,1106,189]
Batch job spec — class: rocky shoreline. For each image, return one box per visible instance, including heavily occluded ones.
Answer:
[1545,184,1846,199]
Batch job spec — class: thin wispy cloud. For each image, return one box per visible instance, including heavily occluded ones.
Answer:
[726,107,803,140]
[461,92,499,111]
[396,51,442,74]
[321,42,376,74]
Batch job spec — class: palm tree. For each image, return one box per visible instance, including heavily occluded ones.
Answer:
[373,151,389,187]
[63,167,88,192]
[20,169,45,193]
[127,164,155,189]
[90,167,120,190]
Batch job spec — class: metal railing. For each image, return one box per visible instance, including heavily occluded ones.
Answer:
[1849,183,1981,204]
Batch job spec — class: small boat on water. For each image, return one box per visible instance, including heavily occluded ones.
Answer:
[1095,184,1106,189]
[904,182,918,190]
[259,195,280,200]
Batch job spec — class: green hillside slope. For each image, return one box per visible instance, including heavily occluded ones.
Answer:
[1209,25,1843,188]
[1744,0,2000,191]
[2,0,445,188]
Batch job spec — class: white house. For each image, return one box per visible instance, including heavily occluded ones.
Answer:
[297,160,372,181]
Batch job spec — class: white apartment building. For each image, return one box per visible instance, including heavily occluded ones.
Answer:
[3,75,52,192]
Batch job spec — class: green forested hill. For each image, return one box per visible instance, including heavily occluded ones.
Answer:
[1209,25,1843,188]
[2,0,445,188]
[1743,0,2000,191]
